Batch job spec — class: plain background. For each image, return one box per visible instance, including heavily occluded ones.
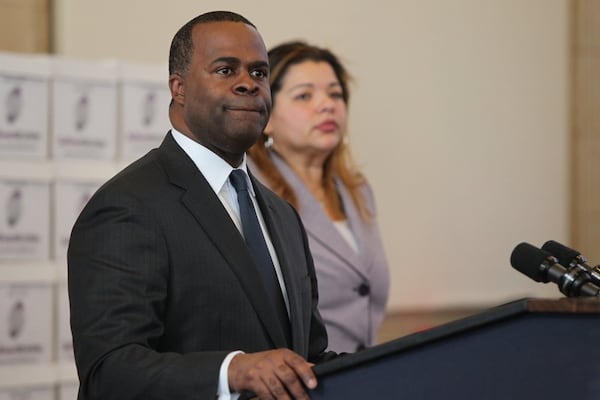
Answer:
[51,0,569,310]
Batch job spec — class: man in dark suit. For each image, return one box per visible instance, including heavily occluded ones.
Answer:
[68,11,334,400]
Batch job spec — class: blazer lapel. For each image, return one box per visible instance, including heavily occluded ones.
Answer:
[158,133,289,348]
[271,153,368,280]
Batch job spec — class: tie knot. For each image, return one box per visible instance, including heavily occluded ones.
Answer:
[229,169,249,193]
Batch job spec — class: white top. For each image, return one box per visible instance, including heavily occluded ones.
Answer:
[333,219,359,254]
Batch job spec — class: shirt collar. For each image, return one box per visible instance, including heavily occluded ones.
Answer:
[170,128,253,195]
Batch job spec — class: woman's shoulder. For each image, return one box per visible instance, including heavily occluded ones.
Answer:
[337,173,378,217]
[338,171,374,197]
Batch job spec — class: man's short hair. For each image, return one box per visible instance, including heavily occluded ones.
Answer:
[169,11,256,76]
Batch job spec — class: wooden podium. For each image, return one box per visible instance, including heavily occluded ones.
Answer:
[310,298,600,399]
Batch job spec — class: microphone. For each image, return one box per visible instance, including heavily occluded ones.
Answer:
[510,242,600,297]
[542,240,600,286]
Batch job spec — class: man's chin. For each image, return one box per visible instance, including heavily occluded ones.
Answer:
[239,132,263,151]
[224,129,262,153]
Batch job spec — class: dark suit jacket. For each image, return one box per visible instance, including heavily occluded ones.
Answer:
[67,132,333,400]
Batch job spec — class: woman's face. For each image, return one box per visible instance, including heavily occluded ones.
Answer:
[265,60,347,161]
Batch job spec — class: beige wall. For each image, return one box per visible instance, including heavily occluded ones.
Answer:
[48,0,569,309]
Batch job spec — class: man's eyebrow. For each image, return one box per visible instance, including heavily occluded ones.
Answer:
[210,56,241,66]
[249,61,269,70]
[209,58,269,70]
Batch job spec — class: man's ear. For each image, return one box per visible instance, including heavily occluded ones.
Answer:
[169,73,185,105]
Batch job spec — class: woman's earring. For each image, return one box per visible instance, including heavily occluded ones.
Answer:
[265,135,273,149]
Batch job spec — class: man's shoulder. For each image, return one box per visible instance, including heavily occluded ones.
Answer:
[109,149,164,186]
[85,147,174,210]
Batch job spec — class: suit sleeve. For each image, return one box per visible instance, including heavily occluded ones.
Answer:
[68,185,227,400]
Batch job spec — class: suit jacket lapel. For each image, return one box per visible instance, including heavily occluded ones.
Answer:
[270,152,368,280]
[158,133,289,348]
[250,173,305,353]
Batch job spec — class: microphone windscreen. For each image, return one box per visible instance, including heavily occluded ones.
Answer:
[542,240,580,266]
[510,242,551,283]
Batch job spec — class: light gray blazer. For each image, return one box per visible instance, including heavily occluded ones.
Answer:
[248,151,390,353]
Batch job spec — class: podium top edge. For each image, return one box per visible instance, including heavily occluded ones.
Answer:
[313,297,600,377]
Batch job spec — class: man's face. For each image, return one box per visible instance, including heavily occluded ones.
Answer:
[175,21,271,165]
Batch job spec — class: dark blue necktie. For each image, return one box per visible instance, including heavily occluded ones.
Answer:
[229,169,291,343]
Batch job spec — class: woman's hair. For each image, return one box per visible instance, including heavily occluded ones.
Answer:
[248,41,371,221]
